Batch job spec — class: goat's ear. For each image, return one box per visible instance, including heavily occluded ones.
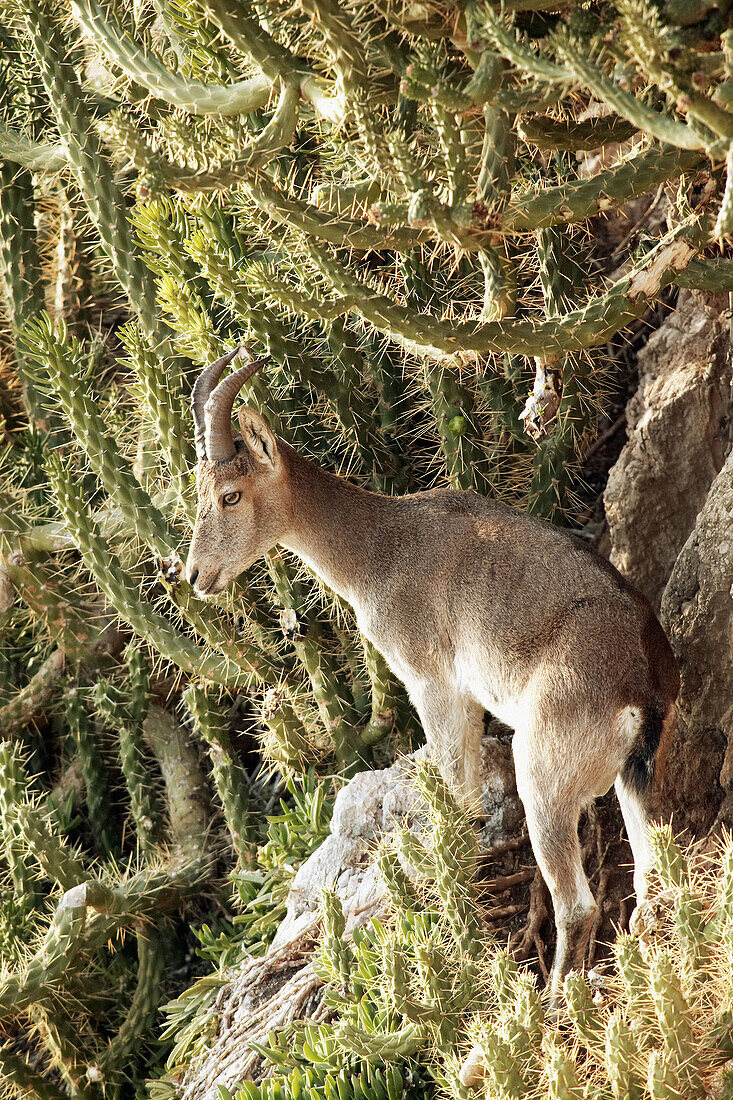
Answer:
[238,406,279,469]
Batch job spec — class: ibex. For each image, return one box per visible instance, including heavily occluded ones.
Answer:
[186,346,679,1004]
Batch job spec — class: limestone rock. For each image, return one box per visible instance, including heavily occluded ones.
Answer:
[272,752,423,950]
[660,448,733,833]
[604,290,731,610]
[178,736,521,1100]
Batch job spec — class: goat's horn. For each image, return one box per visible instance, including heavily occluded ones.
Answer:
[204,350,270,463]
[191,346,242,461]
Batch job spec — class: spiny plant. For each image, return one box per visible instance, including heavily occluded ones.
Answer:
[0,649,216,1098]
[0,0,732,1095]
[189,801,733,1100]
[454,825,733,1100]
[197,760,486,1100]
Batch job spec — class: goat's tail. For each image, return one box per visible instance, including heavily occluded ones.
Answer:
[621,700,669,797]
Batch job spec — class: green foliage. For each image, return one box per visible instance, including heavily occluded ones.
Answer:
[217,764,483,1099]
[0,0,731,1094]
[0,732,210,1095]
[458,828,733,1100]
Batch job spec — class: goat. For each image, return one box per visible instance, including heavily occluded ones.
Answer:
[185,345,679,1004]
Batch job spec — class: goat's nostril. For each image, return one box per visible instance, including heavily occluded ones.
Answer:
[188,567,199,587]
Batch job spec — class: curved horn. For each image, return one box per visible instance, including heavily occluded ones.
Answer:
[191,346,242,461]
[204,351,270,463]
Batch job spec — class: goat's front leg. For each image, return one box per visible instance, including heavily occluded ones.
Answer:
[409,683,485,815]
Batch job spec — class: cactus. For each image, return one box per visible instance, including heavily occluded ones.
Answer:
[22,0,162,339]
[184,683,253,860]
[318,889,355,993]
[65,687,117,856]
[259,686,316,773]
[96,927,168,1081]
[564,971,601,1046]
[23,314,178,554]
[2,0,733,1091]
[452,826,733,1100]
[606,1010,644,1100]
[0,163,46,420]
[72,0,272,116]
[118,321,195,510]
[54,188,91,334]
[0,730,213,1096]
[93,678,164,854]
[0,124,67,172]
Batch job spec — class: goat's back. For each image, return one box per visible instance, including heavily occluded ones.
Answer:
[362,489,679,713]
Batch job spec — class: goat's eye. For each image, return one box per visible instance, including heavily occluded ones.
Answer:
[222,491,242,507]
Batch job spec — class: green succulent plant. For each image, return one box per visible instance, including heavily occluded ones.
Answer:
[0,0,732,1094]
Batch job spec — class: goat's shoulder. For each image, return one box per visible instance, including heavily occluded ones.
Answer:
[383,486,638,596]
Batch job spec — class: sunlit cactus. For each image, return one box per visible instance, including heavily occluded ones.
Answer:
[318,888,355,993]
[0,0,732,1092]
[564,970,601,1046]
[605,1009,644,1100]
[456,828,733,1100]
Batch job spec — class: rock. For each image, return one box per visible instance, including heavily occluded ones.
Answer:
[272,752,423,949]
[660,448,733,834]
[275,734,522,947]
[178,736,522,1100]
[479,727,523,846]
[604,290,731,611]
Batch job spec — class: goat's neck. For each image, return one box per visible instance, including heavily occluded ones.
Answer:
[278,444,389,605]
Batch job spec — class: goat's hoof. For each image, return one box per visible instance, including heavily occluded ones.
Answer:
[629,889,674,943]
[458,1045,486,1088]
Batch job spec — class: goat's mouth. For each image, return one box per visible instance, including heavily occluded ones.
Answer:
[194,569,224,597]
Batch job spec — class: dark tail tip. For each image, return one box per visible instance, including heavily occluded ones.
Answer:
[621,702,666,796]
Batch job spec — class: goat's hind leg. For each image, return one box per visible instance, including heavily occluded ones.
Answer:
[513,739,597,1011]
[615,775,654,908]
[615,701,675,915]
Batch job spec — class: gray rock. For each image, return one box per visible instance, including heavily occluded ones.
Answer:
[604,290,731,611]
[660,447,733,833]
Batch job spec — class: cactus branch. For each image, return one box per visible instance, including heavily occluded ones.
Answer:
[517,114,638,150]
[0,124,67,171]
[265,219,705,359]
[23,314,178,554]
[504,145,703,230]
[184,684,253,860]
[23,0,160,337]
[199,0,344,121]
[101,83,300,193]
[97,928,167,1080]
[72,0,273,116]
[553,34,710,151]
[0,163,47,420]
